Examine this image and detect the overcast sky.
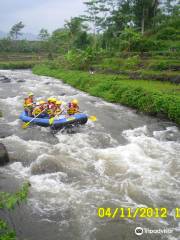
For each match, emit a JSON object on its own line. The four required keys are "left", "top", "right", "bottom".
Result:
{"left": 0, "top": 0, "right": 86, "bottom": 34}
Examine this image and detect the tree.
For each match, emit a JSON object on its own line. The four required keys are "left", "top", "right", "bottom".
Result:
{"left": 50, "top": 28, "right": 70, "bottom": 53}
{"left": 38, "top": 28, "right": 50, "bottom": 41}
{"left": 65, "top": 17, "right": 87, "bottom": 37}
{"left": 9, "top": 21, "right": 25, "bottom": 40}
{"left": 64, "top": 17, "right": 91, "bottom": 49}
{"left": 74, "top": 31, "right": 92, "bottom": 49}
{"left": 133, "top": 0, "right": 160, "bottom": 34}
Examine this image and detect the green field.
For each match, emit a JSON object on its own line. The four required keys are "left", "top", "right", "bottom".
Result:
{"left": 0, "top": 53, "right": 48, "bottom": 69}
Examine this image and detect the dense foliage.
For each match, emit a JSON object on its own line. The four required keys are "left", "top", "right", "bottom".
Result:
{"left": 0, "top": 0, "right": 179, "bottom": 54}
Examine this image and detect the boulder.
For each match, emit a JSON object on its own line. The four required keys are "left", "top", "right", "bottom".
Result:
{"left": 0, "top": 75, "right": 11, "bottom": 83}
{"left": 17, "top": 79, "right": 26, "bottom": 83}
{"left": 0, "top": 143, "right": 9, "bottom": 166}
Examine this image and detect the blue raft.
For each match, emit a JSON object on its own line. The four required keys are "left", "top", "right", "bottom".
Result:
{"left": 19, "top": 111, "right": 88, "bottom": 129}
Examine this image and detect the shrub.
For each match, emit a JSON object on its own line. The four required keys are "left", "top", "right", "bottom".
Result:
{"left": 156, "top": 27, "right": 180, "bottom": 40}
{"left": 123, "top": 55, "right": 140, "bottom": 70}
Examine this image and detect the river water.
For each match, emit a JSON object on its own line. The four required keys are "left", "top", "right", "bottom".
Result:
{"left": 0, "top": 70, "right": 179, "bottom": 240}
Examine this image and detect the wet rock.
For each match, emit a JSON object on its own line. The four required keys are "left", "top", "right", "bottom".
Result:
{"left": 45, "top": 82, "right": 50, "bottom": 85}
{"left": 17, "top": 79, "right": 26, "bottom": 83}
{"left": 0, "top": 143, "right": 9, "bottom": 166}
{"left": 0, "top": 75, "right": 11, "bottom": 83}
{"left": 59, "top": 93, "right": 66, "bottom": 96}
{"left": 171, "top": 76, "right": 180, "bottom": 84}
{"left": 156, "top": 112, "right": 167, "bottom": 119}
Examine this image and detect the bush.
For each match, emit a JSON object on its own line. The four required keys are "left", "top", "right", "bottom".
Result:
{"left": 156, "top": 27, "right": 180, "bottom": 40}
{"left": 123, "top": 55, "right": 140, "bottom": 70}
{"left": 132, "top": 38, "right": 164, "bottom": 52}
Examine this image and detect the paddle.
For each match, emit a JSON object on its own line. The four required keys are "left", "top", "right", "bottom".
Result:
{"left": 77, "top": 111, "right": 97, "bottom": 122}
{"left": 22, "top": 108, "right": 47, "bottom": 129}
{"left": 49, "top": 110, "right": 63, "bottom": 125}
{"left": 88, "top": 115, "right": 97, "bottom": 122}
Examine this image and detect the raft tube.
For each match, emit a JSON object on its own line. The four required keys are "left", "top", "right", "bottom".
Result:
{"left": 19, "top": 111, "right": 88, "bottom": 129}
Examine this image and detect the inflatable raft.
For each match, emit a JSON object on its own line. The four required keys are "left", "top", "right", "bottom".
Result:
{"left": 19, "top": 111, "right": 88, "bottom": 129}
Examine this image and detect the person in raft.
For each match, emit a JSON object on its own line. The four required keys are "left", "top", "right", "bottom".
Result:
{"left": 32, "top": 102, "right": 41, "bottom": 116}
{"left": 47, "top": 98, "right": 57, "bottom": 117}
{"left": 39, "top": 100, "right": 47, "bottom": 111}
{"left": 32, "top": 100, "right": 48, "bottom": 117}
{"left": 67, "top": 99, "right": 80, "bottom": 115}
{"left": 54, "top": 101, "right": 63, "bottom": 116}
{"left": 24, "top": 92, "right": 35, "bottom": 116}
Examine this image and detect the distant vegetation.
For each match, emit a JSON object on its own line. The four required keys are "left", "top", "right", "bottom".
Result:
{"left": 0, "top": 0, "right": 179, "bottom": 55}
{"left": 0, "top": 0, "right": 179, "bottom": 123}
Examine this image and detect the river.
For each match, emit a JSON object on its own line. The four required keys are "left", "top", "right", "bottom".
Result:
{"left": 0, "top": 70, "right": 180, "bottom": 240}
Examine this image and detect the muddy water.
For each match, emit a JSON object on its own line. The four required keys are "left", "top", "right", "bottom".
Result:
{"left": 0, "top": 70, "right": 179, "bottom": 240}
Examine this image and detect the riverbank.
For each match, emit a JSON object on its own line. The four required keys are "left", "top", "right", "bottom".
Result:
{"left": 0, "top": 53, "right": 48, "bottom": 69}
{"left": 33, "top": 64, "right": 180, "bottom": 125}
{"left": 0, "top": 61, "right": 39, "bottom": 69}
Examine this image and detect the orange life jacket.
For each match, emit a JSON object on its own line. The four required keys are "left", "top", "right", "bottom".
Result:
{"left": 24, "top": 97, "right": 33, "bottom": 107}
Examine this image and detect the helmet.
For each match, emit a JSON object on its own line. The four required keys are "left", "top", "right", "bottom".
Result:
{"left": 48, "top": 98, "right": 52, "bottom": 102}
{"left": 56, "top": 101, "right": 62, "bottom": 105}
{"left": 39, "top": 100, "right": 46, "bottom": 104}
{"left": 51, "top": 98, "right": 57, "bottom": 103}
{"left": 28, "top": 92, "right": 34, "bottom": 97}
{"left": 71, "top": 99, "right": 78, "bottom": 105}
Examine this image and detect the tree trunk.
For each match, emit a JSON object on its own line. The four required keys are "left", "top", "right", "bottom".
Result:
{"left": 141, "top": 7, "right": 145, "bottom": 35}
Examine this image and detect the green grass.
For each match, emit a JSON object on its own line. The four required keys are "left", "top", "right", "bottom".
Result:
{"left": 0, "top": 53, "right": 48, "bottom": 69}
{"left": 91, "top": 55, "right": 180, "bottom": 83}
{"left": 93, "top": 55, "right": 180, "bottom": 71}
{"left": 0, "top": 61, "right": 42, "bottom": 69}
{"left": 33, "top": 64, "right": 180, "bottom": 124}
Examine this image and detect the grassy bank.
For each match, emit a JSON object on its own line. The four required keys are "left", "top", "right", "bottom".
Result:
{"left": 33, "top": 64, "right": 180, "bottom": 124}
{"left": 0, "top": 61, "right": 40, "bottom": 69}
{"left": 0, "top": 53, "right": 49, "bottom": 69}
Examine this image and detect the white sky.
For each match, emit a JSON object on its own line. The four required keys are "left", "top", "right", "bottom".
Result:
{"left": 0, "top": 0, "right": 86, "bottom": 34}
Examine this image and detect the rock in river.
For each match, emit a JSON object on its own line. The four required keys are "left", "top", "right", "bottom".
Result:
{"left": 17, "top": 79, "right": 26, "bottom": 83}
{"left": 0, "top": 143, "right": 9, "bottom": 166}
{"left": 0, "top": 75, "right": 11, "bottom": 83}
